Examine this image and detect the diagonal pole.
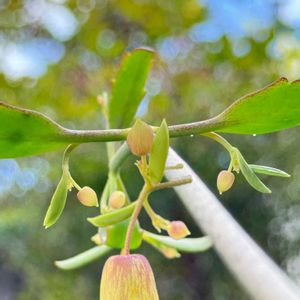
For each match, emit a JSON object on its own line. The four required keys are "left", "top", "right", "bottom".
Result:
{"left": 165, "top": 148, "right": 300, "bottom": 300}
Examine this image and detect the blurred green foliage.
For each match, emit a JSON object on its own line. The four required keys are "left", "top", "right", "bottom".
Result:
{"left": 1, "top": 1, "right": 300, "bottom": 299}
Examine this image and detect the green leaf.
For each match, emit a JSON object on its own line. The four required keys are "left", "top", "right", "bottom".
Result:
{"left": 4, "top": 77, "right": 299, "bottom": 160}
{"left": 87, "top": 201, "right": 136, "bottom": 227}
{"left": 106, "top": 219, "right": 142, "bottom": 250}
{"left": 214, "top": 78, "right": 300, "bottom": 134}
{"left": 43, "top": 171, "right": 69, "bottom": 229}
{"left": 143, "top": 231, "right": 212, "bottom": 253}
{"left": 149, "top": 119, "right": 169, "bottom": 183}
{"left": 249, "top": 164, "right": 291, "bottom": 178}
{"left": 55, "top": 245, "right": 111, "bottom": 271}
{"left": 234, "top": 149, "right": 271, "bottom": 194}
{"left": 108, "top": 48, "right": 154, "bottom": 129}
{"left": 0, "top": 102, "right": 68, "bottom": 158}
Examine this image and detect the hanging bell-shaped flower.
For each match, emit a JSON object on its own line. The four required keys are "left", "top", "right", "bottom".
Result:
{"left": 100, "top": 254, "right": 159, "bottom": 300}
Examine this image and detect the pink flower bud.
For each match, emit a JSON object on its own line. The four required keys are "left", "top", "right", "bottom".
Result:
{"left": 127, "top": 119, "right": 154, "bottom": 156}
{"left": 109, "top": 191, "right": 126, "bottom": 209}
{"left": 217, "top": 170, "right": 235, "bottom": 194}
{"left": 167, "top": 221, "right": 191, "bottom": 240}
{"left": 100, "top": 254, "right": 159, "bottom": 300}
{"left": 77, "top": 186, "right": 99, "bottom": 207}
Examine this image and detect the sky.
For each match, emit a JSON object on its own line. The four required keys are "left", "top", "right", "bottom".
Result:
{"left": 0, "top": 0, "right": 300, "bottom": 80}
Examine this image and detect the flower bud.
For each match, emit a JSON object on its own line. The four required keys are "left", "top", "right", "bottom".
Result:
{"left": 97, "top": 95, "right": 106, "bottom": 106}
{"left": 127, "top": 119, "right": 154, "bottom": 156}
{"left": 91, "top": 233, "right": 103, "bottom": 245}
{"left": 77, "top": 186, "right": 99, "bottom": 207}
{"left": 100, "top": 254, "right": 159, "bottom": 300}
{"left": 109, "top": 191, "right": 126, "bottom": 209}
{"left": 217, "top": 170, "right": 235, "bottom": 194}
{"left": 167, "top": 221, "right": 191, "bottom": 240}
{"left": 161, "top": 247, "right": 181, "bottom": 259}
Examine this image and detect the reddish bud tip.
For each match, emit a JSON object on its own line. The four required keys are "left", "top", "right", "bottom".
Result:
{"left": 109, "top": 191, "right": 126, "bottom": 209}
{"left": 127, "top": 119, "right": 154, "bottom": 156}
{"left": 217, "top": 170, "right": 235, "bottom": 194}
{"left": 100, "top": 254, "right": 159, "bottom": 300}
{"left": 77, "top": 186, "right": 99, "bottom": 207}
{"left": 167, "top": 221, "right": 191, "bottom": 240}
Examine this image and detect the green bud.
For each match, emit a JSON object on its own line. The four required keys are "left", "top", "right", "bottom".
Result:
{"left": 127, "top": 119, "right": 154, "bottom": 156}
{"left": 77, "top": 186, "right": 99, "bottom": 207}
{"left": 217, "top": 170, "right": 235, "bottom": 194}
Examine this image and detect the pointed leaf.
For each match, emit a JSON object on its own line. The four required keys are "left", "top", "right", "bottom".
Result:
{"left": 87, "top": 201, "right": 136, "bottom": 227}
{"left": 106, "top": 219, "right": 142, "bottom": 250}
{"left": 149, "top": 119, "right": 169, "bottom": 183}
{"left": 235, "top": 149, "right": 271, "bottom": 193}
{"left": 0, "top": 102, "right": 69, "bottom": 158}
{"left": 143, "top": 231, "right": 212, "bottom": 253}
{"left": 109, "top": 48, "right": 154, "bottom": 129}
{"left": 43, "top": 171, "right": 69, "bottom": 229}
{"left": 214, "top": 78, "right": 300, "bottom": 134}
{"left": 55, "top": 245, "right": 111, "bottom": 271}
{"left": 249, "top": 164, "right": 290, "bottom": 178}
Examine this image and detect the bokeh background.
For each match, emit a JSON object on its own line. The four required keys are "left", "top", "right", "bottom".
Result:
{"left": 1, "top": 0, "right": 300, "bottom": 299}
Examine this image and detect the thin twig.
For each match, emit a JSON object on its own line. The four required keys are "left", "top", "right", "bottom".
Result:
{"left": 122, "top": 184, "right": 150, "bottom": 255}
{"left": 152, "top": 176, "right": 192, "bottom": 192}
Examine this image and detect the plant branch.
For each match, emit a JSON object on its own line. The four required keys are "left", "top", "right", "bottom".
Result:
{"left": 143, "top": 199, "right": 170, "bottom": 232}
{"left": 62, "top": 117, "right": 224, "bottom": 144}
{"left": 165, "top": 163, "right": 184, "bottom": 170}
{"left": 62, "top": 144, "right": 78, "bottom": 170}
{"left": 202, "top": 132, "right": 234, "bottom": 153}
{"left": 105, "top": 132, "right": 235, "bottom": 180}
{"left": 152, "top": 176, "right": 192, "bottom": 192}
{"left": 123, "top": 184, "right": 150, "bottom": 255}
{"left": 68, "top": 175, "right": 81, "bottom": 191}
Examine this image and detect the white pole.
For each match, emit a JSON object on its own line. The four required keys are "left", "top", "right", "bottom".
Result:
{"left": 165, "top": 148, "right": 300, "bottom": 300}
